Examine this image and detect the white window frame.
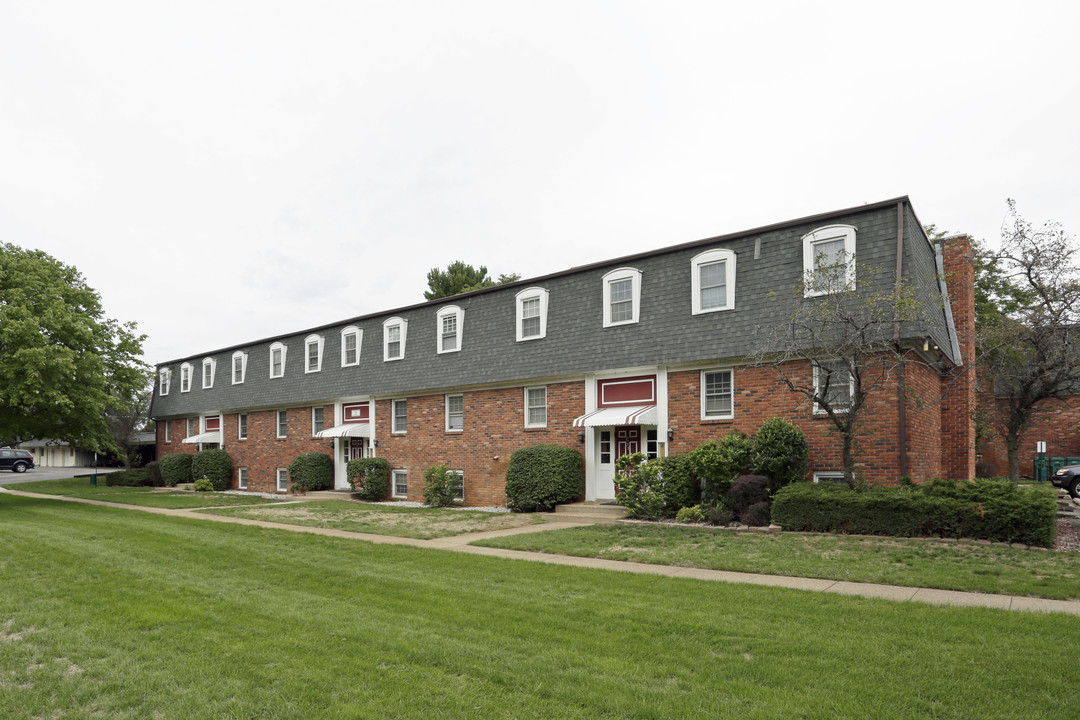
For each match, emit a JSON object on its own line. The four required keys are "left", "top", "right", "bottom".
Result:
{"left": 312, "top": 407, "right": 324, "bottom": 436}
{"left": 276, "top": 468, "right": 289, "bottom": 493}
{"left": 690, "top": 249, "right": 737, "bottom": 315}
{"left": 276, "top": 409, "right": 288, "bottom": 438}
{"left": 238, "top": 467, "right": 248, "bottom": 490}
{"left": 202, "top": 357, "right": 216, "bottom": 389}
{"left": 340, "top": 326, "right": 362, "bottom": 367}
{"left": 238, "top": 413, "right": 248, "bottom": 440}
{"left": 305, "top": 334, "right": 324, "bottom": 374}
{"left": 700, "top": 369, "right": 734, "bottom": 420}
{"left": 602, "top": 267, "right": 642, "bottom": 328}
{"left": 186, "top": 418, "right": 194, "bottom": 437}
{"left": 383, "top": 317, "right": 408, "bottom": 362}
{"left": 813, "top": 360, "right": 854, "bottom": 414}
{"left": 392, "top": 399, "right": 407, "bottom": 434}
{"left": 813, "top": 471, "right": 846, "bottom": 483}
{"left": 436, "top": 305, "right": 464, "bottom": 354}
{"left": 180, "top": 362, "right": 193, "bottom": 393}
{"left": 159, "top": 368, "right": 171, "bottom": 396}
{"left": 802, "top": 225, "right": 856, "bottom": 297}
{"left": 164, "top": 419, "right": 171, "bottom": 443}
{"left": 392, "top": 469, "right": 408, "bottom": 499}
{"left": 451, "top": 469, "right": 465, "bottom": 501}
{"left": 525, "top": 386, "right": 547, "bottom": 428}
{"left": 231, "top": 351, "right": 247, "bottom": 385}
{"left": 515, "top": 287, "right": 549, "bottom": 342}
{"left": 269, "top": 342, "right": 287, "bottom": 379}
{"left": 445, "top": 394, "right": 464, "bottom": 432}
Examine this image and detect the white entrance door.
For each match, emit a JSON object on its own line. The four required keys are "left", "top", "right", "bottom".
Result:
{"left": 596, "top": 428, "right": 616, "bottom": 500}
{"left": 335, "top": 437, "right": 367, "bottom": 490}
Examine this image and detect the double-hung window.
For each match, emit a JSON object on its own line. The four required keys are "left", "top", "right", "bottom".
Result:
{"left": 340, "top": 326, "right": 361, "bottom": 367}
{"left": 813, "top": 360, "right": 853, "bottom": 414}
{"left": 691, "top": 249, "right": 737, "bottom": 314}
{"left": 238, "top": 467, "right": 248, "bottom": 490}
{"left": 276, "top": 468, "right": 289, "bottom": 493}
{"left": 305, "top": 334, "right": 324, "bottom": 373}
{"left": 383, "top": 317, "right": 408, "bottom": 361}
{"left": 238, "top": 413, "right": 248, "bottom": 440}
{"left": 436, "top": 305, "right": 463, "bottom": 354}
{"left": 392, "top": 399, "right": 407, "bottom": 434}
{"left": 276, "top": 410, "right": 288, "bottom": 438}
{"left": 392, "top": 469, "right": 408, "bottom": 498}
{"left": 515, "top": 287, "right": 549, "bottom": 341}
{"left": 312, "top": 407, "right": 324, "bottom": 435}
{"left": 802, "top": 225, "right": 856, "bottom": 296}
{"left": 164, "top": 420, "right": 171, "bottom": 443}
{"left": 525, "top": 386, "right": 547, "bottom": 428}
{"left": 602, "top": 268, "right": 642, "bottom": 327}
{"left": 232, "top": 351, "right": 247, "bottom": 384}
{"left": 701, "top": 370, "right": 734, "bottom": 419}
{"left": 446, "top": 394, "right": 464, "bottom": 432}
{"left": 202, "top": 358, "right": 216, "bottom": 389}
{"left": 159, "top": 368, "right": 171, "bottom": 396}
{"left": 180, "top": 363, "right": 192, "bottom": 393}
{"left": 451, "top": 470, "right": 464, "bottom": 500}
{"left": 269, "top": 342, "right": 287, "bottom": 379}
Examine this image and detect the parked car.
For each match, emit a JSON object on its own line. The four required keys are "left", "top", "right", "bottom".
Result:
{"left": 1052, "top": 464, "right": 1080, "bottom": 499}
{"left": 0, "top": 448, "right": 35, "bottom": 473}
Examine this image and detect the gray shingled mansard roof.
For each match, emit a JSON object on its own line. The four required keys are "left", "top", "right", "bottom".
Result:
{"left": 151, "top": 196, "right": 959, "bottom": 419}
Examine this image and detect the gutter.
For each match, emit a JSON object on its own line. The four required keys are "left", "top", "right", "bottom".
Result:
{"left": 894, "top": 201, "right": 909, "bottom": 478}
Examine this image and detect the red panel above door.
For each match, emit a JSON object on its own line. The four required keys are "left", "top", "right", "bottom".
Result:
{"left": 598, "top": 375, "right": 656, "bottom": 407}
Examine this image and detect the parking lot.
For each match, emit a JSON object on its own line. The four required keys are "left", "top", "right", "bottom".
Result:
{"left": 0, "top": 465, "right": 120, "bottom": 485}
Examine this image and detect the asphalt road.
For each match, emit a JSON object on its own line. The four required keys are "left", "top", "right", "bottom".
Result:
{"left": 0, "top": 466, "right": 121, "bottom": 485}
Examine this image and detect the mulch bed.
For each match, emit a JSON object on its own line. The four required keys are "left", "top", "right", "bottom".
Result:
{"left": 1054, "top": 519, "right": 1080, "bottom": 552}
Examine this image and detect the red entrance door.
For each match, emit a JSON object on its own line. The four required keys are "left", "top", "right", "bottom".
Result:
{"left": 349, "top": 438, "right": 365, "bottom": 461}
{"left": 615, "top": 426, "right": 640, "bottom": 459}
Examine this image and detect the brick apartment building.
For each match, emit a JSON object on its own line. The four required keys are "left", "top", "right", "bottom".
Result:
{"left": 149, "top": 197, "right": 976, "bottom": 505}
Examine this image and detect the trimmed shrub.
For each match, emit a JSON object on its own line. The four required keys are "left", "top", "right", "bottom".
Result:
{"left": 193, "top": 477, "right": 214, "bottom": 492}
{"left": 675, "top": 505, "right": 705, "bottom": 524}
{"left": 745, "top": 501, "right": 772, "bottom": 527}
{"left": 289, "top": 452, "right": 334, "bottom": 493}
{"left": 751, "top": 418, "right": 809, "bottom": 491}
{"left": 655, "top": 454, "right": 698, "bottom": 512}
{"left": 144, "top": 461, "right": 163, "bottom": 487}
{"left": 159, "top": 453, "right": 193, "bottom": 487}
{"left": 614, "top": 455, "right": 700, "bottom": 519}
{"left": 703, "top": 505, "right": 734, "bottom": 526}
{"left": 771, "top": 479, "right": 1057, "bottom": 547}
{"left": 192, "top": 449, "right": 233, "bottom": 491}
{"left": 347, "top": 458, "right": 391, "bottom": 501}
{"left": 423, "top": 464, "right": 462, "bottom": 507}
{"left": 729, "top": 474, "right": 771, "bottom": 521}
{"left": 689, "top": 431, "right": 752, "bottom": 505}
{"left": 505, "top": 445, "right": 583, "bottom": 512}
{"left": 105, "top": 469, "right": 152, "bottom": 487}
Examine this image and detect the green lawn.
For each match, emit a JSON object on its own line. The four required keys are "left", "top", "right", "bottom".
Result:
{"left": 8, "top": 477, "right": 281, "bottom": 508}
{"left": 0, "top": 493, "right": 1077, "bottom": 719}
{"left": 473, "top": 523, "right": 1080, "bottom": 600}
{"left": 200, "top": 499, "right": 545, "bottom": 538}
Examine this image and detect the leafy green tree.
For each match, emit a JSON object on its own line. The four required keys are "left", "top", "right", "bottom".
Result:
{"left": 424, "top": 261, "right": 520, "bottom": 300}
{"left": 0, "top": 243, "right": 149, "bottom": 450}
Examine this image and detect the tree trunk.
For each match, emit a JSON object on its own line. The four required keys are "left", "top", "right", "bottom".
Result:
{"left": 842, "top": 427, "right": 856, "bottom": 484}
{"left": 1006, "top": 431, "right": 1021, "bottom": 483}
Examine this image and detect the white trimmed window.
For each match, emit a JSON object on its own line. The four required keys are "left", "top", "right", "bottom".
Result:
{"left": 813, "top": 360, "right": 854, "bottom": 414}
{"left": 814, "top": 471, "right": 846, "bottom": 483}
{"left": 276, "top": 468, "right": 289, "bottom": 493}
{"left": 276, "top": 410, "right": 288, "bottom": 438}
{"left": 180, "top": 363, "right": 193, "bottom": 393}
{"left": 392, "top": 469, "right": 408, "bottom": 498}
{"left": 202, "top": 357, "right": 216, "bottom": 389}
{"left": 701, "top": 369, "right": 734, "bottom": 419}
{"left": 392, "top": 399, "right": 407, "bottom": 434}
{"left": 305, "top": 334, "right": 324, "bottom": 373}
{"left": 446, "top": 394, "right": 464, "bottom": 432}
{"left": 646, "top": 429, "right": 659, "bottom": 459}
{"left": 451, "top": 469, "right": 464, "bottom": 500}
{"left": 238, "top": 467, "right": 248, "bottom": 490}
{"left": 269, "top": 342, "right": 287, "bottom": 379}
{"left": 436, "top": 305, "right": 463, "bottom": 354}
{"left": 525, "top": 386, "right": 547, "bottom": 428}
{"left": 515, "top": 287, "right": 549, "bottom": 341}
{"left": 691, "top": 249, "right": 737, "bottom": 314}
{"left": 164, "top": 420, "right": 171, "bottom": 443}
{"left": 186, "top": 418, "right": 194, "bottom": 437}
{"left": 232, "top": 351, "right": 247, "bottom": 384}
{"left": 602, "top": 267, "right": 642, "bottom": 327}
{"left": 159, "top": 368, "right": 171, "bottom": 396}
{"left": 803, "top": 225, "right": 856, "bottom": 296}
{"left": 340, "top": 326, "right": 362, "bottom": 367}
{"left": 312, "top": 407, "right": 324, "bottom": 435}
{"left": 238, "top": 413, "right": 248, "bottom": 440}
{"left": 383, "top": 317, "right": 408, "bottom": 361}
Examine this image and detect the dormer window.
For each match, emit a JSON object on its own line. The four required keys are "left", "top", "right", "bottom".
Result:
{"left": 690, "top": 249, "right": 737, "bottom": 314}
{"left": 602, "top": 267, "right": 642, "bottom": 327}
{"left": 202, "top": 358, "right": 216, "bottom": 389}
{"left": 340, "top": 326, "right": 362, "bottom": 367}
{"left": 305, "top": 334, "right": 324, "bottom": 373}
{"left": 159, "top": 368, "right": 171, "bottom": 396}
{"left": 179, "top": 362, "right": 193, "bottom": 393}
{"left": 515, "top": 287, "right": 549, "bottom": 341}
{"left": 232, "top": 351, "right": 247, "bottom": 384}
{"left": 436, "top": 305, "right": 463, "bottom": 354}
{"left": 803, "top": 225, "right": 856, "bottom": 297}
{"left": 383, "top": 317, "right": 408, "bottom": 361}
{"left": 269, "top": 342, "right": 287, "bottom": 379}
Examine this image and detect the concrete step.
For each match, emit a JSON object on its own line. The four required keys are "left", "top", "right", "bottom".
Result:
{"left": 302, "top": 489, "right": 357, "bottom": 501}
{"left": 554, "top": 502, "right": 628, "bottom": 520}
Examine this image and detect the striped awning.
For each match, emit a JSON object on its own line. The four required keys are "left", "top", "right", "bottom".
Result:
{"left": 315, "top": 423, "right": 372, "bottom": 438}
{"left": 181, "top": 431, "right": 221, "bottom": 444}
{"left": 572, "top": 405, "right": 657, "bottom": 428}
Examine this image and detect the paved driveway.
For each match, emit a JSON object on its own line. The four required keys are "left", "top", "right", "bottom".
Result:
{"left": 0, "top": 466, "right": 120, "bottom": 485}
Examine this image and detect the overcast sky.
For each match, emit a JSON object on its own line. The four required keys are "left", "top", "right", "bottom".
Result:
{"left": 2, "top": 1, "right": 1078, "bottom": 365}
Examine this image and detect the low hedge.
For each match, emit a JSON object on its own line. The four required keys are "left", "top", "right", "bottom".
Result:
{"left": 289, "top": 452, "right": 334, "bottom": 493}
{"left": 105, "top": 469, "right": 155, "bottom": 487}
{"left": 505, "top": 445, "right": 583, "bottom": 512}
{"left": 159, "top": 453, "right": 193, "bottom": 487}
{"left": 771, "top": 479, "right": 1057, "bottom": 547}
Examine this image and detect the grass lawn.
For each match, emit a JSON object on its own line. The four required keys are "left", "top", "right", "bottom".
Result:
{"left": 1, "top": 493, "right": 1078, "bottom": 719}
{"left": 473, "top": 523, "right": 1080, "bottom": 600}
{"left": 7, "top": 477, "right": 280, "bottom": 508}
{"left": 200, "top": 499, "right": 546, "bottom": 539}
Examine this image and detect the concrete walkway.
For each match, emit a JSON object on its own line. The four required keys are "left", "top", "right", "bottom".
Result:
{"left": 5, "top": 486, "right": 1079, "bottom": 616}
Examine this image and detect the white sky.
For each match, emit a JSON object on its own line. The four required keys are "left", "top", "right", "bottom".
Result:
{"left": 2, "top": 1, "right": 1078, "bottom": 364}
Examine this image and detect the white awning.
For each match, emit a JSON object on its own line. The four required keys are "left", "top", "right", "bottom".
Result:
{"left": 181, "top": 431, "right": 221, "bottom": 444}
{"left": 315, "top": 423, "right": 372, "bottom": 438}
{"left": 572, "top": 405, "right": 658, "bottom": 428}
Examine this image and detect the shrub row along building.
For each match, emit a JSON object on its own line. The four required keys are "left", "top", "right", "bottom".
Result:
{"left": 150, "top": 197, "right": 976, "bottom": 504}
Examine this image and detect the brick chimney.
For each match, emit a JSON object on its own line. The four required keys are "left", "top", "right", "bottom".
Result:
{"left": 939, "top": 234, "right": 976, "bottom": 481}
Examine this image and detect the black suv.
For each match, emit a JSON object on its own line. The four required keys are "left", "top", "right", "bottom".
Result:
{"left": 0, "top": 448, "right": 35, "bottom": 473}
{"left": 1052, "top": 464, "right": 1080, "bottom": 499}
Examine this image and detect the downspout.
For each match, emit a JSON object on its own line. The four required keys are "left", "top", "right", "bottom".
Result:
{"left": 894, "top": 201, "right": 909, "bottom": 478}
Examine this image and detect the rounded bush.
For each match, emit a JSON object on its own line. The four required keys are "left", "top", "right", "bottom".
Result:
{"left": 423, "top": 464, "right": 462, "bottom": 507}
{"left": 192, "top": 449, "right": 233, "bottom": 491}
{"left": 745, "top": 501, "right": 772, "bottom": 527}
{"left": 703, "top": 505, "right": 734, "bottom": 526}
{"left": 144, "top": 461, "right": 163, "bottom": 487}
{"left": 675, "top": 505, "right": 705, "bottom": 524}
{"left": 751, "top": 417, "right": 809, "bottom": 491}
{"left": 193, "top": 477, "right": 214, "bottom": 492}
{"left": 729, "top": 474, "right": 771, "bottom": 522}
{"left": 288, "top": 452, "right": 334, "bottom": 493}
{"left": 347, "top": 458, "right": 390, "bottom": 500}
{"left": 505, "top": 445, "right": 583, "bottom": 512}
{"left": 689, "top": 431, "right": 752, "bottom": 506}
{"left": 159, "top": 452, "right": 193, "bottom": 487}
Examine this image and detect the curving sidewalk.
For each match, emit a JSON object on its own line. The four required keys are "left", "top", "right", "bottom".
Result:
{"left": 5, "top": 485, "right": 1078, "bottom": 616}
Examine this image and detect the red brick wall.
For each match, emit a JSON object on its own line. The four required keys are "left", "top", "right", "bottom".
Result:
{"left": 156, "top": 418, "right": 199, "bottom": 457}
{"left": 222, "top": 405, "right": 335, "bottom": 493}
{"left": 978, "top": 395, "right": 1080, "bottom": 477}
{"left": 904, "top": 357, "right": 944, "bottom": 481}
{"left": 939, "top": 235, "right": 977, "bottom": 480}
{"left": 374, "top": 381, "right": 585, "bottom": 507}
